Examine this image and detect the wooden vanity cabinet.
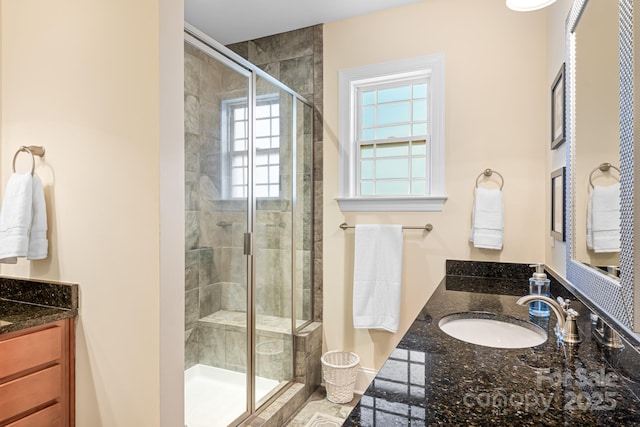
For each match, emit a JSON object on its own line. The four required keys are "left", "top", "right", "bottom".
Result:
{"left": 0, "top": 319, "right": 74, "bottom": 427}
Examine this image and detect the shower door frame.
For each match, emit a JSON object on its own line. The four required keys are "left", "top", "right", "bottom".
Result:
{"left": 184, "top": 23, "right": 314, "bottom": 425}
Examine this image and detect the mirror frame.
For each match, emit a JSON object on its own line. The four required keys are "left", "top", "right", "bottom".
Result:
{"left": 566, "top": 0, "right": 634, "bottom": 330}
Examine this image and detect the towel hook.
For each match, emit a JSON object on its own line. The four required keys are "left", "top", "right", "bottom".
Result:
{"left": 589, "top": 162, "right": 620, "bottom": 189}
{"left": 12, "top": 146, "right": 45, "bottom": 176}
{"left": 475, "top": 168, "right": 504, "bottom": 190}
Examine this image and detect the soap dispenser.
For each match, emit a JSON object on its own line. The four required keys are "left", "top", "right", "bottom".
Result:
{"left": 528, "top": 264, "right": 550, "bottom": 317}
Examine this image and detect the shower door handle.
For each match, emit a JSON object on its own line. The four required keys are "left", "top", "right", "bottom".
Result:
{"left": 243, "top": 232, "right": 253, "bottom": 256}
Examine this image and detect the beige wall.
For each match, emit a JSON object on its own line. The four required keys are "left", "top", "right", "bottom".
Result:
{"left": 1, "top": 0, "right": 184, "bottom": 425}
{"left": 323, "top": 0, "right": 547, "bottom": 370}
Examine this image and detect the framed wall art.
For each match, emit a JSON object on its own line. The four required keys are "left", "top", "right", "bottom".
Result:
{"left": 551, "top": 63, "right": 566, "bottom": 149}
{"left": 551, "top": 167, "right": 566, "bottom": 241}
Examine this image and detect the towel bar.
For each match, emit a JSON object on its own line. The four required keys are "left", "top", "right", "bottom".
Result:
{"left": 475, "top": 168, "right": 504, "bottom": 190}
{"left": 588, "top": 163, "right": 620, "bottom": 189}
{"left": 339, "top": 222, "right": 433, "bottom": 231}
{"left": 12, "top": 146, "right": 45, "bottom": 176}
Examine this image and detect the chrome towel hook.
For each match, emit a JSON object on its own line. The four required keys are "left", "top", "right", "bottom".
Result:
{"left": 12, "top": 146, "right": 45, "bottom": 175}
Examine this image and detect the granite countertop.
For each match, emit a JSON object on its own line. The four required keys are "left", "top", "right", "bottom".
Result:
{"left": 0, "top": 276, "right": 78, "bottom": 335}
{"left": 344, "top": 263, "right": 640, "bottom": 426}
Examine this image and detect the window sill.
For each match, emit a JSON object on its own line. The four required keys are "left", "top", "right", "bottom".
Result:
{"left": 335, "top": 196, "right": 447, "bottom": 212}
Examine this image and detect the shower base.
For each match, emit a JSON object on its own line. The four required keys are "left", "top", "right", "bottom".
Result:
{"left": 184, "top": 364, "right": 280, "bottom": 427}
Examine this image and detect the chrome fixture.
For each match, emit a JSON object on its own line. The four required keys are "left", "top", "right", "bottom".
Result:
{"left": 590, "top": 314, "right": 624, "bottom": 349}
{"left": 339, "top": 222, "right": 433, "bottom": 231}
{"left": 506, "top": 0, "right": 558, "bottom": 12}
{"left": 516, "top": 295, "right": 582, "bottom": 344}
{"left": 588, "top": 162, "right": 620, "bottom": 189}
{"left": 12, "top": 145, "right": 45, "bottom": 176}
{"left": 475, "top": 168, "right": 504, "bottom": 190}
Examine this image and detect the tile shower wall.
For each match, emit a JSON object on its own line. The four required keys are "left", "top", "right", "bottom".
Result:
{"left": 228, "top": 25, "right": 324, "bottom": 323}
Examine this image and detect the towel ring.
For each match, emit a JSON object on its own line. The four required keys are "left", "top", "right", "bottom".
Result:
{"left": 475, "top": 168, "right": 504, "bottom": 190}
{"left": 589, "top": 162, "right": 620, "bottom": 189}
{"left": 12, "top": 146, "right": 45, "bottom": 176}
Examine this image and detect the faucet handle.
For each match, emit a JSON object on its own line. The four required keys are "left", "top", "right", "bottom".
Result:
{"left": 556, "top": 297, "right": 570, "bottom": 310}
{"left": 564, "top": 309, "right": 582, "bottom": 344}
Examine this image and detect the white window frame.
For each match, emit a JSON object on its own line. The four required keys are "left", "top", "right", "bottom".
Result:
{"left": 336, "top": 54, "right": 447, "bottom": 212}
{"left": 221, "top": 94, "right": 281, "bottom": 199}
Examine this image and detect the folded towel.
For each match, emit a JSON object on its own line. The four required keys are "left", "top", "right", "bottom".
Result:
{"left": 470, "top": 187, "right": 504, "bottom": 250}
{"left": 0, "top": 172, "right": 48, "bottom": 263}
{"left": 353, "top": 224, "right": 403, "bottom": 333}
{"left": 586, "top": 191, "right": 602, "bottom": 249}
{"left": 28, "top": 174, "right": 48, "bottom": 260}
{"left": 588, "top": 183, "right": 620, "bottom": 253}
{"left": 0, "top": 173, "right": 33, "bottom": 263}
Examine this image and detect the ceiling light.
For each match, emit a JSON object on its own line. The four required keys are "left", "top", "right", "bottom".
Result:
{"left": 506, "top": 0, "right": 558, "bottom": 12}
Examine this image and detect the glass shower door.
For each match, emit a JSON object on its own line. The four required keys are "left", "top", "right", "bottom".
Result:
{"left": 185, "top": 28, "right": 314, "bottom": 425}
{"left": 253, "top": 76, "right": 295, "bottom": 406}
{"left": 295, "top": 99, "right": 314, "bottom": 324}
{"left": 184, "top": 37, "right": 252, "bottom": 427}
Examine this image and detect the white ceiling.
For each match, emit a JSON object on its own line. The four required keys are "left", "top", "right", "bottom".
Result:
{"left": 185, "top": 0, "right": 426, "bottom": 45}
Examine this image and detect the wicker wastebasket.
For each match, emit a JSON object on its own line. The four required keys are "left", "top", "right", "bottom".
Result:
{"left": 321, "top": 350, "right": 360, "bottom": 404}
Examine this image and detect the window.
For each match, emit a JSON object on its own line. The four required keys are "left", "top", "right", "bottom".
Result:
{"left": 225, "top": 96, "right": 280, "bottom": 198}
{"left": 337, "top": 54, "right": 446, "bottom": 212}
{"left": 358, "top": 79, "right": 429, "bottom": 197}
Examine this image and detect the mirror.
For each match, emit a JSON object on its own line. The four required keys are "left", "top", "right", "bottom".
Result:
{"left": 566, "top": 0, "right": 635, "bottom": 331}
{"left": 572, "top": 0, "right": 621, "bottom": 278}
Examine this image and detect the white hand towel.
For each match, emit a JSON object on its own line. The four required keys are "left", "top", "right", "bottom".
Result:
{"left": 470, "top": 187, "right": 504, "bottom": 250}
{"left": 589, "top": 183, "right": 620, "bottom": 253}
{"left": 352, "top": 224, "right": 403, "bottom": 333}
{"left": 586, "top": 193, "right": 593, "bottom": 250}
{"left": 28, "top": 174, "right": 48, "bottom": 260}
{"left": 0, "top": 173, "right": 33, "bottom": 263}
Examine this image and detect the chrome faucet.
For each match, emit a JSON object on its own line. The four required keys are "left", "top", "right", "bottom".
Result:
{"left": 516, "top": 295, "right": 582, "bottom": 344}
{"left": 590, "top": 314, "right": 624, "bottom": 349}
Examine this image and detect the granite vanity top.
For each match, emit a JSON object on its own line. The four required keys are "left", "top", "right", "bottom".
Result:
{"left": 344, "top": 261, "right": 640, "bottom": 426}
{"left": 0, "top": 276, "right": 78, "bottom": 335}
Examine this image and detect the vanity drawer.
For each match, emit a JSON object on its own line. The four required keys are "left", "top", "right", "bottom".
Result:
{"left": 0, "top": 365, "right": 62, "bottom": 422}
{"left": 0, "top": 326, "right": 62, "bottom": 380}
{"left": 5, "top": 403, "right": 61, "bottom": 427}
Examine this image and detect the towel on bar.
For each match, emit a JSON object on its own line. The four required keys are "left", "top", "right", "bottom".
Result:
{"left": 0, "top": 173, "right": 33, "bottom": 263}
{"left": 470, "top": 187, "right": 504, "bottom": 250}
{"left": 27, "top": 174, "right": 48, "bottom": 260}
{"left": 0, "top": 172, "right": 48, "bottom": 263}
{"left": 587, "top": 183, "right": 620, "bottom": 253}
{"left": 352, "top": 224, "right": 403, "bottom": 333}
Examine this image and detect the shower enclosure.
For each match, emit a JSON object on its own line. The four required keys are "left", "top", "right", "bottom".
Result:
{"left": 184, "top": 26, "right": 314, "bottom": 427}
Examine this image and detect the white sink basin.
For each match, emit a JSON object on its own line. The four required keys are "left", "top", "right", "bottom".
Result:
{"left": 438, "top": 312, "right": 547, "bottom": 349}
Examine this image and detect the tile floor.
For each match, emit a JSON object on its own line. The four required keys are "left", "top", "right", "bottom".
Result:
{"left": 284, "top": 387, "right": 360, "bottom": 427}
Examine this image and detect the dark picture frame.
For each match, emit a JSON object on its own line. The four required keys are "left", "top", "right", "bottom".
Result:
{"left": 551, "top": 63, "right": 566, "bottom": 149}
{"left": 551, "top": 167, "right": 566, "bottom": 241}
